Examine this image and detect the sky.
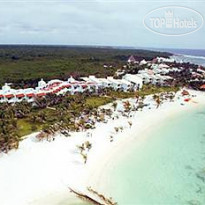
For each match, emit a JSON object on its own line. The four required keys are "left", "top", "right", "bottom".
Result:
{"left": 0, "top": 0, "right": 204, "bottom": 49}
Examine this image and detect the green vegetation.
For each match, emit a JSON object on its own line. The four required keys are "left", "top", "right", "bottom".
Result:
{"left": 0, "top": 45, "right": 171, "bottom": 86}
{"left": 85, "top": 96, "right": 113, "bottom": 108}
{"left": 106, "top": 90, "right": 136, "bottom": 99}
{"left": 137, "top": 85, "right": 180, "bottom": 97}
{"left": 17, "top": 119, "right": 42, "bottom": 137}
{"left": 16, "top": 96, "right": 113, "bottom": 137}
{"left": 0, "top": 45, "right": 175, "bottom": 153}
{"left": 15, "top": 85, "right": 178, "bottom": 137}
{"left": 0, "top": 84, "right": 179, "bottom": 153}
{"left": 14, "top": 95, "right": 115, "bottom": 137}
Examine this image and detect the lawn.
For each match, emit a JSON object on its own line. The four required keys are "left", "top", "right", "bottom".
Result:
{"left": 17, "top": 119, "right": 42, "bottom": 137}
{"left": 85, "top": 96, "right": 113, "bottom": 108}
{"left": 138, "top": 85, "right": 180, "bottom": 96}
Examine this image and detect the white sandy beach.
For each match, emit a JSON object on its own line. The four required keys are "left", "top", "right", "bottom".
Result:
{"left": 0, "top": 89, "right": 205, "bottom": 205}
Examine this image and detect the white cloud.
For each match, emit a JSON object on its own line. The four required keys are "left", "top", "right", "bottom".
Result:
{"left": 0, "top": 1, "right": 204, "bottom": 48}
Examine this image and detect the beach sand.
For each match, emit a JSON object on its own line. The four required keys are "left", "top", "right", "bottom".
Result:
{"left": 0, "top": 89, "right": 205, "bottom": 205}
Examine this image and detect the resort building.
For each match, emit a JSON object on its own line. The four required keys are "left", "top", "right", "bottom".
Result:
{"left": 122, "top": 74, "right": 143, "bottom": 90}
{"left": 197, "top": 68, "right": 205, "bottom": 77}
{"left": 85, "top": 76, "right": 133, "bottom": 91}
{"left": 139, "top": 59, "right": 148, "bottom": 66}
{"left": 156, "top": 57, "right": 175, "bottom": 63}
{"left": 98, "top": 78, "right": 112, "bottom": 88}
{"left": 0, "top": 75, "right": 136, "bottom": 103}
{"left": 136, "top": 72, "right": 172, "bottom": 86}
{"left": 0, "top": 69, "right": 176, "bottom": 104}
{"left": 2, "top": 52, "right": 197, "bottom": 104}
{"left": 127, "top": 55, "right": 139, "bottom": 64}
{"left": 107, "top": 77, "right": 125, "bottom": 91}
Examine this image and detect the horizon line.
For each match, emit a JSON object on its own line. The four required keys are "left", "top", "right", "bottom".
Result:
{"left": 0, "top": 43, "right": 204, "bottom": 51}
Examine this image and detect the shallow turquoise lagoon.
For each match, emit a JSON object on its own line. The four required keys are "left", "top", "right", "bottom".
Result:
{"left": 108, "top": 107, "right": 205, "bottom": 205}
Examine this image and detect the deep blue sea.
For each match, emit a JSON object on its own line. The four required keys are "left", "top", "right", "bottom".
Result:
{"left": 163, "top": 49, "right": 205, "bottom": 57}
{"left": 151, "top": 48, "right": 205, "bottom": 66}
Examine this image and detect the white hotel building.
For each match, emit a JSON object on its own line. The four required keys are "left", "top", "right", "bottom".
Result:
{"left": 0, "top": 57, "right": 173, "bottom": 104}
{"left": 0, "top": 75, "right": 143, "bottom": 103}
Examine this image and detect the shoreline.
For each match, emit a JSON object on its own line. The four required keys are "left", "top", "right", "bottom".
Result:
{"left": 0, "top": 89, "right": 205, "bottom": 205}
{"left": 85, "top": 90, "right": 205, "bottom": 197}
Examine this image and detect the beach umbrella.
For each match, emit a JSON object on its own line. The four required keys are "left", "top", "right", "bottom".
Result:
{"left": 181, "top": 90, "right": 190, "bottom": 96}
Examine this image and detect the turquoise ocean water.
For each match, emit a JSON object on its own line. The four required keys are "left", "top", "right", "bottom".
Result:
{"left": 106, "top": 106, "right": 205, "bottom": 205}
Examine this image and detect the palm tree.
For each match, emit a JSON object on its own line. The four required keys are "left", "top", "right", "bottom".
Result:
{"left": 36, "top": 131, "right": 47, "bottom": 141}
{"left": 114, "top": 127, "right": 119, "bottom": 133}
{"left": 153, "top": 94, "right": 161, "bottom": 108}
{"left": 81, "top": 153, "right": 87, "bottom": 164}
{"left": 112, "top": 102, "right": 117, "bottom": 111}
{"left": 110, "top": 135, "right": 113, "bottom": 142}
{"left": 123, "top": 101, "right": 131, "bottom": 113}
{"left": 135, "top": 94, "right": 139, "bottom": 103}
{"left": 77, "top": 144, "right": 85, "bottom": 154}
{"left": 84, "top": 141, "right": 92, "bottom": 151}
{"left": 128, "top": 121, "right": 132, "bottom": 128}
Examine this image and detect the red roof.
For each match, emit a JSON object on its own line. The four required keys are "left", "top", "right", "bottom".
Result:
{"left": 82, "top": 85, "right": 88, "bottom": 88}
{"left": 43, "top": 88, "right": 51, "bottom": 91}
{"left": 55, "top": 88, "right": 61, "bottom": 92}
{"left": 128, "top": 55, "right": 137, "bottom": 62}
{"left": 5, "top": 94, "right": 14, "bottom": 98}
{"left": 51, "top": 82, "right": 61, "bottom": 86}
{"left": 26, "top": 93, "right": 35, "bottom": 97}
{"left": 152, "top": 58, "right": 158, "bottom": 63}
{"left": 0, "top": 94, "right": 3, "bottom": 98}
{"left": 16, "top": 94, "right": 25, "bottom": 98}
{"left": 36, "top": 93, "right": 46, "bottom": 97}
{"left": 70, "top": 82, "right": 75, "bottom": 84}
{"left": 200, "top": 84, "right": 205, "bottom": 89}
{"left": 181, "top": 90, "right": 190, "bottom": 96}
{"left": 87, "top": 82, "right": 96, "bottom": 85}
{"left": 64, "top": 84, "right": 71, "bottom": 88}
{"left": 52, "top": 90, "right": 58, "bottom": 94}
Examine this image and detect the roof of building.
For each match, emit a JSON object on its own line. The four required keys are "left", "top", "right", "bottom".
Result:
{"left": 36, "top": 92, "right": 46, "bottom": 97}
{"left": 16, "top": 94, "right": 25, "bottom": 98}
{"left": 119, "top": 79, "right": 132, "bottom": 85}
{"left": 26, "top": 93, "right": 35, "bottom": 97}
{"left": 5, "top": 94, "right": 14, "bottom": 98}
{"left": 200, "top": 84, "right": 205, "bottom": 89}
{"left": 123, "top": 74, "right": 143, "bottom": 84}
{"left": 128, "top": 55, "right": 144, "bottom": 62}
